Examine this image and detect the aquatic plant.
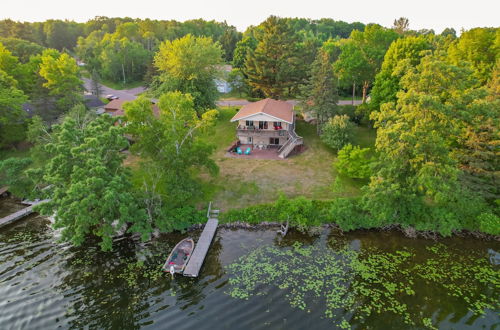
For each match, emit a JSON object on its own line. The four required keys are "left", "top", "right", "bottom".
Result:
{"left": 225, "top": 242, "right": 500, "bottom": 328}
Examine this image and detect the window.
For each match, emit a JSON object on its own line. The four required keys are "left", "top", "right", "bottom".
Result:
{"left": 270, "top": 138, "right": 280, "bottom": 145}
{"left": 259, "top": 121, "right": 268, "bottom": 129}
{"left": 248, "top": 137, "right": 253, "bottom": 143}
{"left": 246, "top": 120, "right": 254, "bottom": 127}
{"left": 273, "top": 121, "right": 282, "bottom": 129}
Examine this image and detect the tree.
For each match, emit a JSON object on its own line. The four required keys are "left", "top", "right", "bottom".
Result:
{"left": 39, "top": 50, "right": 83, "bottom": 112}
{"left": 124, "top": 92, "right": 218, "bottom": 229}
{"left": 89, "top": 69, "right": 103, "bottom": 98}
{"left": 0, "top": 69, "right": 27, "bottom": 148}
{"left": 321, "top": 115, "right": 354, "bottom": 151}
{"left": 392, "top": 17, "right": 410, "bottom": 35}
{"left": 0, "top": 37, "right": 44, "bottom": 63}
{"left": 232, "top": 35, "right": 257, "bottom": 69}
{"left": 335, "top": 144, "right": 372, "bottom": 179}
{"left": 447, "top": 27, "right": 499, "bottom": 85}
{"left": 334, "top": 24, "right": 399, "bottom": 103}
{"left": 370, "top": 35, "right": 433, "bottom": 110}
{"left": 153, "top": 34, "right": 223, "bottom": 112}
{"left": 227, "top": 68, "right": 247, "bottom": 97}
{"left": 99, "top": 35, "right": 150, "bottom": 84}
{"left": 35, "top": 114, "right": 147, "bottom": 251}
{"left": 365, "top": 55, "right": 498, "bottom": 233}
{"left": 0, "top": 157, "right": 34, "bottom": 197}
{"left": 244, "top": 16, "right": 303, "bottom": 99}
{"left": 300, "top": 49, "right": 339, "bottom": 134}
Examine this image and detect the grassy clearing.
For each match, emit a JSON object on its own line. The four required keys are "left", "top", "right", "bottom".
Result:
{"left": 199, "top": 107, "right": 376, "bottom": 211}
{"left": 100, "top": 79, "right": 145, "bottom": 90}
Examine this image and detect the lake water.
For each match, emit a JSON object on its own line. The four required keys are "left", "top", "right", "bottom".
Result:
{"left": 0, "top": 198, "right": 499, "bottom": 329}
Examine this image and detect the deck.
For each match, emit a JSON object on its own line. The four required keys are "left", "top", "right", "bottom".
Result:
{"left": 183, "top": 204, "right": 219, "bottom": 277}
{"left": 0, "top": 199, "right": 50, "bottom": 228}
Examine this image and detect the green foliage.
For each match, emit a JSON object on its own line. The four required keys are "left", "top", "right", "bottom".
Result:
{"left": 226, "top": 242, "right": 499, "bottom": 328}
{"left": 299, "top": 49, "right": 339, "bottom": 132}
{"left": 477, "top": 212, "right": 500, "bottom": 235}
{"left": 153, "top": 34, "right": 223, "bottom": 112}
{"left": 370, "top": 35, "right": 434, "bottom": 110}
{"left": 366, "top": 53, "right": 499, "bottom": 231}
{"left": 320, "top": 115, "right": 354, "bottom": 151}
{"left": 125, "top": 92, "right": 218, "bottom": 231}
{"left": 0, "top": 37, "right": 44, "bottom": 63}
{"left": 244, "top": 16, "right": 306, "bottom": 98}
{"left": 34, "top": 114, "right": 146, "bottom": 251}
{"left": 448, "top": 28, "right": 499, "bottom": 85}
{"left": 334, "top": 24, "right": 399, "bottom": 102}
{"left": 39, "top": 49, "right": 83, "bottom": 111}
{"left": 0, "top": 157, "right": 34, "bottom": 197}
{"left": 336, "top": 144, "right": 372, "bottom": 179}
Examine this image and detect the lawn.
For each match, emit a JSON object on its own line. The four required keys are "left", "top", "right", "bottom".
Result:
{"left": 199, "top": 107, "right": 376, "bottom": 211}
{"left": 100, "top": 79, "right": 145, "bottom": 91}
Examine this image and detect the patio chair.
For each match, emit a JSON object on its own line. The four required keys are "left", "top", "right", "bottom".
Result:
{"left": 236, "top": 147, "right": 242, "bottom": 155}
{"left": 245, "top": 147, "right": 251, "bottom": 155}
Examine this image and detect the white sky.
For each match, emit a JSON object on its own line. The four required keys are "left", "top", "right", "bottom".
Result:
{"left": 2, "top": 0, "right": 499, "bottom": 33}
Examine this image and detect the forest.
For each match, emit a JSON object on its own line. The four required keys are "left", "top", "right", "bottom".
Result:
{"left": 0, "top": 16, "right": 498, "bottom": 250}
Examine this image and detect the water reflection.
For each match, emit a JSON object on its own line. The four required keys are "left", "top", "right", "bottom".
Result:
{"left": 0, "top": 198, "right": 499, "bottom": 329}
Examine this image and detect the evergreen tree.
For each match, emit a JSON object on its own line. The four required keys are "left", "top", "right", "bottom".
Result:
{"left": 300, "top": 50, "right": 339, "bottom": 134}
{"left": 244, "top": 16, "right": 302, "bottom": 99}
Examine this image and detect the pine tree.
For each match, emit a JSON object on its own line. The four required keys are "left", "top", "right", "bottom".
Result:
{"left": 244, "top": 16, "right": 301, "bottom": 99}
{"left": 300, "top": 50, "right": 339, "bottom": 134}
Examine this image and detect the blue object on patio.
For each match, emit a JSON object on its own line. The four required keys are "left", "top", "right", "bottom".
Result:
{"left": 236, "top": 147, "right": 242, "bottom": 155}
{"left": 245, "top": 147, "right": 251, "bottom": 155}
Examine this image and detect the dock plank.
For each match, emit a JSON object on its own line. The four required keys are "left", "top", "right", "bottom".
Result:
{"left": 183, "top": 218, "right": 218, "bottom": 277}
{"left": 0, "top": 199, "right": 50, "bottom": 228}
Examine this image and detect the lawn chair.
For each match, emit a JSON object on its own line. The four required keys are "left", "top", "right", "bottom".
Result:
{"left": 245, "top": 147, "right": 251, "bottom": 155}
{"left": 236, "top": 147, "right": 242, "bottom": 155}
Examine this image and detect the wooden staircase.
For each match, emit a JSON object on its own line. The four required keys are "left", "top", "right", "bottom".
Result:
{"left": 278, "top": 130, "right": 303, "bottom": 159}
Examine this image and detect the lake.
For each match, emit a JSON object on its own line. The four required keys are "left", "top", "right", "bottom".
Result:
{"left": 0, "top": 198, "right": 499, "bottom": 329}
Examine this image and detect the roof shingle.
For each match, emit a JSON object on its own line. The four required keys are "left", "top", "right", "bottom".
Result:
{"left": 230, "top": 98, "right": 294, "bottom": 123}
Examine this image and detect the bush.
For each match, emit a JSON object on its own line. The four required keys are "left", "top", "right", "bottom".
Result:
{"left": 336, "top": 144, "right": 372, "bottom": 179}
{"left": 337, "top": 105, "right": 363, "bottom": 124}
{"left": 478, "top": 212, "right": 500, "bottom": 235}
{"left": 321, "top": 115, "right": 354, "bottom": 151}
{"left": 328, "top": 197, "right": 372, "bottom": 231}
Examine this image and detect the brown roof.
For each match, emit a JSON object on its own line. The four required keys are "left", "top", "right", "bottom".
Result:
{"left": 104, "top": 99, "right": 126, "bottom": 112}
{"left": 104, "top": 99, "right": 159, "bottom": 117}
{"left": 230, "top": 98, "right": 294, "bottom": 123}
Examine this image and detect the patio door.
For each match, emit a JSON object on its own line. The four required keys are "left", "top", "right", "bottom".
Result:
{"left": 269, "top": 137, "right": 279, "bottom": 145}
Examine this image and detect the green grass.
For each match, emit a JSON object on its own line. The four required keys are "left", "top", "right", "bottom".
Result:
{"left": 199, "top": 107, "right": 377, "bottom": 211}
{"left": 100, "top": 79, "right": 145, "bottom": 90}
{"left": 0, "top": 147, "right": 31, "bottom": 161}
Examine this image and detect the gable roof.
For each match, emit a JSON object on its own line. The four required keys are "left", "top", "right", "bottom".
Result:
{"left": 230, "top": 98, "right": 294, "bottom": 124}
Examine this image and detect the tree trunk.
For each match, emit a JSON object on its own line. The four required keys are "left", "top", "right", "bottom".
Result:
{"left": 352, "top": 82, "right": 356, "bottom": 106}
{"left": 362, "top": 81, "right": 369, "bottom": 104}
{"left": 122, "top": 63, "right": 126, "bottom": 84}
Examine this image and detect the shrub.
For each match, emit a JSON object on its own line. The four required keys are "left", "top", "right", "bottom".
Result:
{"left": 321, "top": 115, "right": 354, "bottom": 151}
{"left": 335, "top": 144, "right": 372, "bottom": 179}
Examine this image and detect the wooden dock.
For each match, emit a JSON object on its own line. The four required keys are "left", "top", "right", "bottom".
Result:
{"left": 183, "top": 203, "right": 219, "bottom": 277}
{"left": 0, "top": 199, "right": 50, "bottom": 228}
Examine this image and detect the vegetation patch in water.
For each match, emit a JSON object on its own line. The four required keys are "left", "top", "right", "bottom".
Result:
{"left": 226, "top": 242, "right": 499, "bottom": 328}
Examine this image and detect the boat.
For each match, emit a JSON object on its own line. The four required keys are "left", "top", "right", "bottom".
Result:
{"left": 163, "top": 238, "right": 195, "bottom": 275}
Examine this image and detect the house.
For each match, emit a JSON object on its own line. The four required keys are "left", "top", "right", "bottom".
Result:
{"left": 230, "top": 98, "right": 303, "bottom": 158}
{"left": 215, "top": 64, "right": 232, "bottom": 94}
{"left": 103, "top": 99, "right": 160, "bottom": 117}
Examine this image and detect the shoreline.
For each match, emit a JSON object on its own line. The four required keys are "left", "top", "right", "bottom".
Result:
{"left": 187, "top": 221, "right": 500, "bottom": 241}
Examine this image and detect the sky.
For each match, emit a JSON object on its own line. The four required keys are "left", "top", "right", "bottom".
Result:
{"left": 2, "top": 0, "right": 499, "bottom": 33}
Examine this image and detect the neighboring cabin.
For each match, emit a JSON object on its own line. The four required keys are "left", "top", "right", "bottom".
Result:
{"left": 103, "top": 99, "right": 159, "bottom": 117}
{"left": 215, "top": 64, "right": 232, "bottom": 94}
{"left": 230, "top": 98, "right": 303, "bottom": 159}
